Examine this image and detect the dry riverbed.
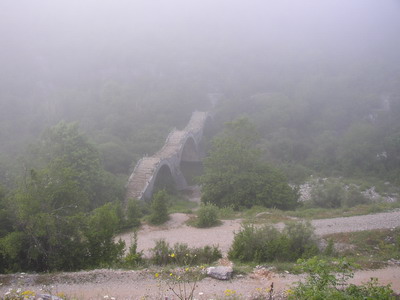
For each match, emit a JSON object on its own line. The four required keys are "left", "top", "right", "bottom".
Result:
{"left": 2, "top": 210, "right": 400, "bottom": 299}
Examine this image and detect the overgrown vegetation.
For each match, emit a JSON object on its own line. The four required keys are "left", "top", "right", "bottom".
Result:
{"left": 150, "top": 239, "right": 222, "bottom": 266}
{"left": 199, "top": 118, "right": 299, "bottom": 210}
{"left": 324, "top": 228, "right": 400, "bottom": 269}
{"left": 289, "top": 257, "right": 395, "bottom": 300}
{"left": 0, "top": 0, "right": 399, "bottom": 279}
{"left": 309, "top": 178, "right": 370, "bottom": 208}
{"left": 193, "top": 203, "right": 221, "bottom": 228}
{"left": 228, "top": 221, "right": 319, "bottom": 263}
{"left": 149, "top": 190, "right": 170, "bottom": 225}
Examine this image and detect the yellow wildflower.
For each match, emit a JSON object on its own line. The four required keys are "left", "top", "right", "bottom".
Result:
{"left": 224, "top": 289, "right": 236, "bottom": 296}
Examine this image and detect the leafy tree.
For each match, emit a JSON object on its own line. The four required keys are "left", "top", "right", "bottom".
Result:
{"left": 0, "top": 122, "right": 125, "bottom": 272}
{"left": 85, "top": 203, "right": 125, "bottom": 267}
{"left": 199, "top": 117, "right": 298, "bottom": 210}
{"left": 125, "top": 198, "right": 142, "bottom": 228}
{"left": 36, "top": 122, "right": 123, "bottom": 209}
{"left": 149, "top": 190, "right": 169, "bottom": 225}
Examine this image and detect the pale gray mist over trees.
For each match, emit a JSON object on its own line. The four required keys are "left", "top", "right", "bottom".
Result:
{"left": 0, "top": 0, "right": 400, "bottom": 273}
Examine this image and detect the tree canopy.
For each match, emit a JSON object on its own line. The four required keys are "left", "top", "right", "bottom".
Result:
{"left": 0, "top": 122, "right": 125, "bottom": 273}
{"left": 199, "top": 118, "right": 299, "bottom": 210}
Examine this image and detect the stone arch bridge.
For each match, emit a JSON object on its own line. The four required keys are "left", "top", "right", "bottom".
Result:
{"left": 126, "top": 111, "right": 209, "bottom": 202}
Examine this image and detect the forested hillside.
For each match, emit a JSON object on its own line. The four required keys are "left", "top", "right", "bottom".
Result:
{"left": 0, "top": 0, "right": 400, "bottom": 274}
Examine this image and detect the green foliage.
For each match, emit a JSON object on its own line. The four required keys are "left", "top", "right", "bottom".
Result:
{"left": 228, "top": 221, "right": 318, "bottom": 263}
{"left": 310, "top": 179, "right": 369, "bottom": 208}
{"left": 149, "top": 190, "right": 170, "bottom": 225}
{"left": 325, "top": 228, "right": 400, "bottom": 269}
{"left": 194, "top": 203, "right": 221, "bottom": 228}
{"left": 85, "top": 203, "right": 125, "bottom": 267}
{"left": 124, "top": 231, "right": 143, "bottom": 268}
{"left": 150, "top": 239, "right": 222, "bottom": 266}
{"left": 0, "top": 123, "right": 126, "bottom": 273}
{"left": 289, "top": 257, "right": 395, "bottom": 300}
{"left": 166, "top": 194, "right": 198, "bottom": 214}
{"left": 199, "top": 117, "right": 298, "bottom": 210}
{"left": 0, "top": 186, "right": 12, "bottom": 239}
{"left": 125, "top": 198, "right": 142, "bottom": 228}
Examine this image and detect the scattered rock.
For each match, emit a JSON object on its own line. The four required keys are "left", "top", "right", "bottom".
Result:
{"left": 36, "top": 294, "right": 64, "bottom": 300}
{"left": 206, "top": 266, "right": 233, "bottom": 280}
{"left": 388, "top": 259, "right": 400, "bottom": 266}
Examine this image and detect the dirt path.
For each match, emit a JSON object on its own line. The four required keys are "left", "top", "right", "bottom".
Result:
{"left": 118, "top": 213, "right": 242, "bottom": 256}
{"left": 1, "top": 265, "right": 399, "bottom": 299}
{"left": 313, "top": 209, "right": 400, "bottom": 235}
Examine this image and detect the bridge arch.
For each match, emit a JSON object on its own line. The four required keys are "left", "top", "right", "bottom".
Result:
{"left": 180, "top": 135, "right": 200, "bottom": 162}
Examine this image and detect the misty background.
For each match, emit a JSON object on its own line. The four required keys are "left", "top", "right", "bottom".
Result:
{"left": 1, "top": 0, "right": 400, "bottom": 182}
{"left": 1, "top": 0, "right": 400, "bottom": 275}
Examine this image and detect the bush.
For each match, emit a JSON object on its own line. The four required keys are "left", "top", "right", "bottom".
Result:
{"left": 150, "top": 239, "right": 222, "bottom": 266}
{"left": 149, "top": 190, "right": 169, "bottom": 225}
{"left": 228, "top": 221, "right": 319, "bottom": 263}
{"left": 195, "top": 203, "right": 221, "bottom": 228}
{"left": 343, "top": 185, "right": 369, "bottom": 207}
{"left": 311, "top": 179, "right": 345, "bottom": 208}
{"left": 310, "top": 179, "right": 369, "bottom": 208}
{"left": 124, "top": 231, "right": 143, "bottom": 268}
{"left": 125, "top": 198, "right": 142, "bottom": 228}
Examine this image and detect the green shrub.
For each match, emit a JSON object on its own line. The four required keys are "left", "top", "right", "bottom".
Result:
{"left": 343, "top": 185, "right": 369, "bottom": 207}
{"left": 311, "top": 179, "right": 345, "bottom": 208}
{"left": 310, "top": 179, "right": 369, "bottom": 209}
{"left": 150, "top": 239, "right": 171, "bottom": 265}
{"left": 195, "top": 203, "right": 221, "bottom": 228}
{"left": 149, "top": 190, "right": 169, "bottom": 225}
{"left": 124, "top": 231, "right": 143, "bottom": 268}
{"left": 150, "top": 239, "right": 222, "bottom": 266}
{"left": 228, "top": 221, "right": 318, "bottom": 263}
{"left": 289, "top": 257, "right": 395, "bottom": 300}
{"left": 125, "top": 198, "right": 142, "bottom": 228}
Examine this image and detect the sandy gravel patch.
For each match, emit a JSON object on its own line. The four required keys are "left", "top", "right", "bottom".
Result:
{"left": 1, "top": 266, "right": 400, "bottom": 299}
{"left": 118, "top": 210, "right": 400, "bottom": 257}
{"left": 118, "top": 213, "right": 242, "bottom": 256}
{"left": 312, "top": 209, "right": 400, "bottom": 235}
{"left": 2, "top": 210, "right": 400, "bottom": 299}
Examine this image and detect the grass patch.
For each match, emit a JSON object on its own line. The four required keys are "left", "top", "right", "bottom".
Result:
{"left": 168, "top": 195, "right": 198, "bottom": 214}
{"left": 324, "top": 228, "right": 400, "bottom": 269}
{"left": 217, "top": 205, "right": 240, "bottom": 220}
{"left": 168, "top": 194, "right": 199, "bottom": 214}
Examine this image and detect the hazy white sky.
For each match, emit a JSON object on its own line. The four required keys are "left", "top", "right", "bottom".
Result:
{"left": 0, "top": 0, "right": 399, "bottom": 83}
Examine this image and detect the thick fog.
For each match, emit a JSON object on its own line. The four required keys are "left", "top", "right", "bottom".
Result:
{"left": 1, "top": 0, "right": 400, "bottom": 161}
{"left": 1, "top": 0, "right": 399, "bottom": 86}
